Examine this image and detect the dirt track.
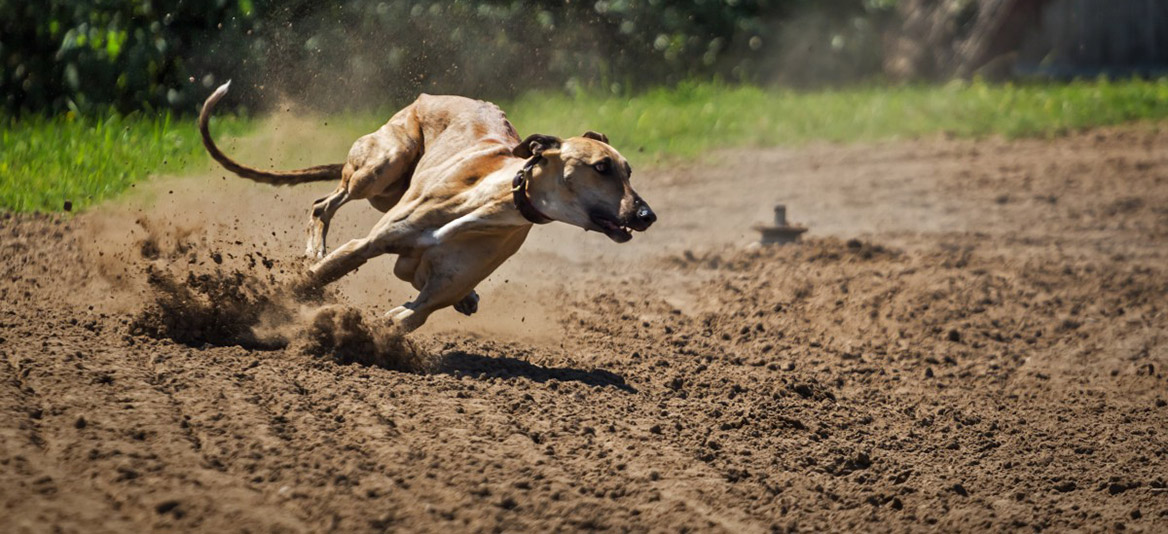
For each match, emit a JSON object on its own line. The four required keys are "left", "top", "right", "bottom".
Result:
{"left": 2, "top": 126, "right": 1167, "bottom": 532}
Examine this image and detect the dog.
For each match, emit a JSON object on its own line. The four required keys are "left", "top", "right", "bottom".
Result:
{"left": 198, "top": 82, "right": 656, "bottom": 332}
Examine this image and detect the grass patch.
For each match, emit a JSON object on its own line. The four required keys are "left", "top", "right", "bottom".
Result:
{"left": 4, "top": 78, "right": 1168, "bottom": 212}
{"left": 1, "top": 112, "right": 248, "bottom": 212}
{"left": 506, "top": 78, "right": 1168, "bottom": 162}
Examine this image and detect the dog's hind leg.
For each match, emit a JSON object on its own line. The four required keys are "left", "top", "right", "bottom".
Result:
{"left": 304, "top": 109, "right": 420, "bottom": 259}
{"left": 305, "top": 184, "right": 351, "bottom": 259}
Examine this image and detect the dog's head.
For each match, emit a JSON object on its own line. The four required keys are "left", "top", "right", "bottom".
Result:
{"left": 514, "top": 131, "right": 656, "bottom": 243}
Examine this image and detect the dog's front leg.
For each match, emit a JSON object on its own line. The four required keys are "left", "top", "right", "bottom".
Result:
{"left": 303, "top": 207, "right": 427, "bottom": 289}
{"left": 383, "top": 255, "right": 480, "bottom": 332}
{"left": 453, "top": 291, "right": 479, "bottom": 315}
{"left": 306, "top": 236, "right": 382, "bottom": 287}
{"left": 385, "top": 227, "right": 529, "bottom": 333}
{"left": 383, "top": 288, "right": 478, "bottom": 323}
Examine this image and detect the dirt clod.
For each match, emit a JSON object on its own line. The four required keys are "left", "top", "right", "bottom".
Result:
{"left": 299, "top": 306, "right": 428, "bottom": 371}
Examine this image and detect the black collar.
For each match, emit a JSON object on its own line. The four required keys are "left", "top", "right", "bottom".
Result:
{"left": 512, "top": 155, "right": 554, "bottom": 225}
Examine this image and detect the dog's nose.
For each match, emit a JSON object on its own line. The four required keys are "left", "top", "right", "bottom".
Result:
{"left": 635, "top": 202, "right": 657, "bottom": 226}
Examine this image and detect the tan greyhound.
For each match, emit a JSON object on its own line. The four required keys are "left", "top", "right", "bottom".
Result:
{"left": 198, "top": 82, "right": 656, "bottom": 332}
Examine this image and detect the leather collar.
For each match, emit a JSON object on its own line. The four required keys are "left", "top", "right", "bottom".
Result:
{"left": 512, "top": 155, "right": 554, "bottom": 225}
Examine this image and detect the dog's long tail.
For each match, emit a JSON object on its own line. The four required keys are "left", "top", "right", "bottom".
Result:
{"left": 198, "top": 81, "right": 344, "bottom": 185}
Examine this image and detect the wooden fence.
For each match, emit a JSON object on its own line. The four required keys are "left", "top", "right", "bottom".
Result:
{"left": 1017, "top": 0, "right": 1168, "bottom": 76}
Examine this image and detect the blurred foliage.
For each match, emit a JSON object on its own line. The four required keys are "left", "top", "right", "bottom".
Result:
{"left": 1, "top": 0, "right": 897, "bottom": 116}
{"left": 1, "top": 1, "right": 256, "bottom": 115}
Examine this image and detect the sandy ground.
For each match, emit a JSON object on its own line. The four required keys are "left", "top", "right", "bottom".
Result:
{"left": 1, "top": 124, "right": 1166, "bottom": 532}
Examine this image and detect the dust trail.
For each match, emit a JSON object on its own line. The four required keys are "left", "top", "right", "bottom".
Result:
{"left": 129, "top": 264, "right": 293, "bottom": 350}
{"left": 120, "top": 217, "right": 429, "bottom": 371}
{"left": 129, "top": 264, "right": 429, "bottom": 371}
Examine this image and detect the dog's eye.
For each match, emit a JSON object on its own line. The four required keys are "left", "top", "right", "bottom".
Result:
{"left": 593, "top": 161, "right": 610, "bottom": 174}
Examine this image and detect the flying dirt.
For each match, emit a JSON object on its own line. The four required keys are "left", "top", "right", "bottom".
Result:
{"left": 1, "top": 126, "right": 1166, "bottom": 532}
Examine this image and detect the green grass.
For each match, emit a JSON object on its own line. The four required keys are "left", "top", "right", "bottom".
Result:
{"left": 1, "top": 112, "right": 248, "bottom": 212}
{"left": 4, "top": 78, "right": 1168, "bottom": 212}
{"left": 506, "top": 78, "right": 1168, "bottom": 162}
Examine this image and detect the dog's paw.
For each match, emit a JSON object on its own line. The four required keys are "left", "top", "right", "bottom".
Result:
{"left": 305, "top": 246, "right": 326, "bottom": 260}
{"left": 454, "top": 291, "right": 479, "bottom": 316}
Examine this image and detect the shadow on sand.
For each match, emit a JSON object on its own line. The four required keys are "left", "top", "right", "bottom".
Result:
{"left": 436, "top": 351, "right": 636, "bottom": 392}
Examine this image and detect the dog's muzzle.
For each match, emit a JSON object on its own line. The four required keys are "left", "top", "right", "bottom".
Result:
{"left": 631, "top": 200, "right": 657, "bottom": 230}
{"left": 592, "top": 198, "right": 656, "bottom": 243}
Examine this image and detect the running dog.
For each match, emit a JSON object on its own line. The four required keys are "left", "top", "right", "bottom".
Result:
{"left": 198, "top": 82, "right": 656, "bottom": 332}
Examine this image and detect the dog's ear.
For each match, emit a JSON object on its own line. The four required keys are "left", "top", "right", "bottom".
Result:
{"left": 513, "top": 134, "right": 562, "bottom": 158}
{"left": 582, "top": 130, "right": 609, "bottom": 144}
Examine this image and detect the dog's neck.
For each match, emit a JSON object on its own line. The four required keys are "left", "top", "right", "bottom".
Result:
{"left": 511, "top": 157, "right": 554, "bottom": 225}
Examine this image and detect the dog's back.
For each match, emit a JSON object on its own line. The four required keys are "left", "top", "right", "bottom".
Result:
{"left": 398, "top": 95, "right": 523, "bottom": 196}
{"left": 409, "top": 94, "right": 521, "bottom": 165}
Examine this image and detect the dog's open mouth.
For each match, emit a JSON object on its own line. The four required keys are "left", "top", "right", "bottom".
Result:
{"left": 591, "top": 215, "right": 633, "bottom": 243}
